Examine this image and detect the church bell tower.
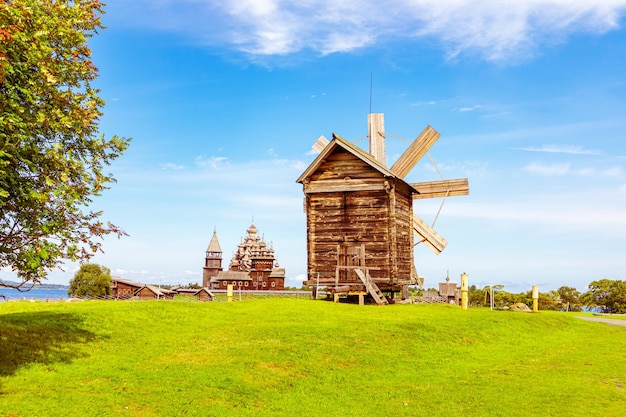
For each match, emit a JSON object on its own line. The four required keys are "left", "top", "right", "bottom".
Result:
{"left": 202, "top": 228, "right": 223, "bottom": 288}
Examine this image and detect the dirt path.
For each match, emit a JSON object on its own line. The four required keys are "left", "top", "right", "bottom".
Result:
{"left": 575, "top": 316, "right": 626, "bottom": 327}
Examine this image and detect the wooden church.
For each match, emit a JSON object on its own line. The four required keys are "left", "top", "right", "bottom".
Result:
{"left": 296, "top": 114, "right": 469, "bottom": 304}
{"left": 203, "top": 224, "right": 286, "bottom": 291}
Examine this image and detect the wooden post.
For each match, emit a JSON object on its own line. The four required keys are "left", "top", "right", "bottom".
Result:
{"left": 532, "top": 285, "right": 539, "bottom": 313}
{"left": 359, "top": 292, "right": 364, "bottom": 306}
{"left": 227, "top": 284, "right": 233, "bottom": 303}
{"left": 368, "top": 113, "right": 386, "bottom": 166}
{"left": 461, "top": 272, "right": 468, "bottom": 310}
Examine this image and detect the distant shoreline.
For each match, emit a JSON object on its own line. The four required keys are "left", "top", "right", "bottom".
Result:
{"left": 1, "top": 280, "right": 69, "bottom": 290}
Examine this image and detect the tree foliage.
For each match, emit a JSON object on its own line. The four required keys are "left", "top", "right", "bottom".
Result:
{"left": 582, "top": 279, "right": 626, "bottom": 314}
{"left": 68, "top": 262, "right": 111, "bottom": 297}
{"left": 557, "top": 286, "right": 582, "bottom": 312}
{"left": 0, "top": 1, "right": 129, "bottom": 288}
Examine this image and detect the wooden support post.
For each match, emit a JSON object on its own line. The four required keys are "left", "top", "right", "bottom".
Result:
{"left": 359, "top": 292, "right": 364, "bottom": 306}
{"left": 461, "top": 273, "right": 468, "bottom": 310}
{"left": 334, "top": 293, "right": 340, "bottom": 303}
{"left": 227, "top": 284, "right": 233, "bottom": 303}
{"left": 368, "top": 113, "right": 386, "bottom": 166}
{"left": 532, "top": 285, "right": 539, "bottom": 313}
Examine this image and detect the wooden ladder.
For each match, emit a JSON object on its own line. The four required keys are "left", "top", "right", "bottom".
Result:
{"left": 355, "top": 269, "right": 388, "bottom": 305}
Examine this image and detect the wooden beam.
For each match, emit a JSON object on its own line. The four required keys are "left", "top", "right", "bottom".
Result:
{"left": 389, "top": 126, "right": 440, "bottom": 178}
{"left": 368, "top": 113, "right": 386, "bottom": 166}
{"left": 413, "top": 214, "right": 447, "bottom": 255}
{"left": 411, "top": 178, "right": 469, "bottom": 200}
{"left": 303, "top": 182, "right": 389, "bottom": 194}
{"left": 312, "top": 135, "right": 330, "bottom": 154}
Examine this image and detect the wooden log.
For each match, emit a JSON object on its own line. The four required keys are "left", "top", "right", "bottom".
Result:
{"left": 413, "top": 214, "right": 447, "bottom": 254}
{"left": 331, "top": 285, "right": 352, "bottom": 293}
{"left": 411, "top": 178, "right": 469, "bottom": 199}
{"left": 368, "top": 113, "right": 386, "bottom": 166}
{"left": 304, "top": 180, "right": 389, "bottom": 194}
{"left": 312, "top": 135, "right": 329, "bottom": 154}
{"left": 389, "top": 126, "right": 440, "bottom": 178}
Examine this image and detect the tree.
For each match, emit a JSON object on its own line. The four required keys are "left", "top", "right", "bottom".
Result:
{"left": 0, "top": 1, "right": 129, "bottom": 289}
{"left": 68, "top": 263, "right": 111, "bottom": 298}
{"left": 582, "top": 279, "right": 626, "bottom": 314}
{"left": 557, "top": 286, "right": 582, "bottom": 312}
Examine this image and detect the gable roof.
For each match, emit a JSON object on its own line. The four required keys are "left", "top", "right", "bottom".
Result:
{"left": 212, "top": 271, "right": 252, "bottom": 282}
{"left": 296, "top": 134, "right": 414, "bottom": 191}
{"left": 111, "top": 277, "right": 144, "bottom": 288}
{"left": 194, "top": 288, "right": 214, "bottom": 297}
{"left": 134, "top": 285, "right": 176, "bottom": 297}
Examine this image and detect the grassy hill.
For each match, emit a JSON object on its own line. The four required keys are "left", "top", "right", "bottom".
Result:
{"left": 1, "top": 298, "right": 624, "bottom": 416}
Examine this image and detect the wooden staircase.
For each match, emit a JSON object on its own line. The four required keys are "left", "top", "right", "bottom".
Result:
{"left": 354, "top": 269, "right": 388, "bottom": 305}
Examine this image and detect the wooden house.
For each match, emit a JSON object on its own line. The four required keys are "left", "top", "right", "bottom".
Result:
{"left": 296, "top": 114, "right": 469, "bottom": 304}
{"left": 194, "top": 287, "right": 214, "bottom": 302}
{"left": 110, "top": 277, "right": 143, "bottom": 299}
{"left": 439, "top": 274, "right": 461, "bottom": 305}
{"left": 134, "top": 285, "right": 175, "bottom": 300}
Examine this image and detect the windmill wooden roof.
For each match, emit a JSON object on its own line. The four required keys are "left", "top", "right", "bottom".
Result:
{"left": 296, "top": 133, "right": 418, "bottom": 194}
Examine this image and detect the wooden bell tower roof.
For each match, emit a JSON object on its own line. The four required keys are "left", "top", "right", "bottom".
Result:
{"left": 206, "top": 228, "right": 222, "bottom": 253}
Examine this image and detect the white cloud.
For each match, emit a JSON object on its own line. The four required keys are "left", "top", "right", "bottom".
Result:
{"left": 194, "top": 156, "right": 230, "bottom": 169}
{"left": 524, "top": 162, "right": 624, "bottom": 177}
{"left": 602, "top": 166, "right": 625, "bottom": 177}
{"left": 441, "top": 196, "right": 626, "bottom": 235}
{"left": 161, "top": 162, "right": 185, "bottom": 170}
{"left": 123, "top": 0, "right": 626, "bottom": 62}
{"left": 516, "top": 144, "right": 601, "bottom": 155}
{"left": 458, "top": 105, "right": 482, "bottom": 112}
{"left": 524, "top": 162, "right": 571, "bottom": 176}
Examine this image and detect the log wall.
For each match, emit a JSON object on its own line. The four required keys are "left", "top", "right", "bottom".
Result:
{"left": 302, "top": 148, "right": 413, "bottom": 286}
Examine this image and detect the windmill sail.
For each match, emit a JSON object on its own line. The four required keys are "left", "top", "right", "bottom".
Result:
{"left": 413, "top": 214, "right": 448, "bottom": 255}
{"left": 411, "top": 178, "right": 470, "bottom": 199}
{"left": 389, "top": 125, "right": 440, "bottom": 178}
{"left": 312, "top": 135, "right": 330, "bottom": 154}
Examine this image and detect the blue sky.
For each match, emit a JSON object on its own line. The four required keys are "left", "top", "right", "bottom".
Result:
{"left": 21, "top": 1, "right": 626, "bottom": 292}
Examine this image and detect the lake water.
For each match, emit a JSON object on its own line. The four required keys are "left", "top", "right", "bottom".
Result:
{"left": 0, "top": 288, "right": 69, "bottom": 301}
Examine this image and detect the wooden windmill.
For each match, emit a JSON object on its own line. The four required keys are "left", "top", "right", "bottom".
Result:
{"left": 296, "top": 114, "right": 469, "bottom": 304}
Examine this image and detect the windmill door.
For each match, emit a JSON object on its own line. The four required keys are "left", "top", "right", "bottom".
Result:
{"left": 337, "top": 243, "right": 365, "bottom": 282}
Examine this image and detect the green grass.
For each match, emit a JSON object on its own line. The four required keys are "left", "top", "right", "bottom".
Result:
{"left": 1, "top": 299, "right": 625, "bottom": 416}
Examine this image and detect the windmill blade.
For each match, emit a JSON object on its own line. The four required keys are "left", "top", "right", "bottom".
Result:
{"left": 411, "top": 178, "right": 470, "bottom": 200}
{"left": 389, "top": 125, "right": 440, "bottom": 178}
{"left": 312, "top": 135, "right": 330, "bottom": 154}
{"left": 413, "top": 214, "right": 448, "bottom": 255}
